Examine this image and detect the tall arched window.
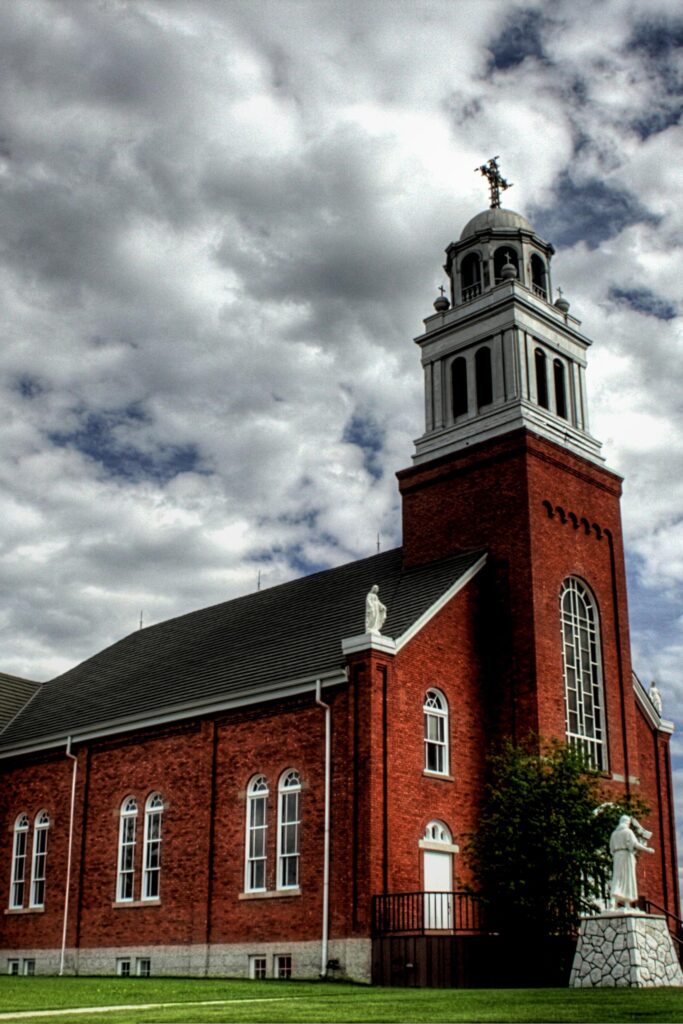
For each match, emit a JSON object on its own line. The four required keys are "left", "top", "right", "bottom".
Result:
{"left": 245, "top": 776, "right": 268, "bottom": 892}
{"left": 142, "top": 793, "right": 163, "bottom": 900}
{"left": 424, "top": 689, "right": 449, "bottom": 775}
{"left": 554, "top": 359, "right": 567, "bottom": 420}
{"left": 535, "top": 348, "right": 549, "bottom": 409}
{"left": 30, "top": 811, "right": 49, "bottom": 908}
{"left": 560, "top": 578, "right": 607, "bottom": 770}
{"left": 460, "top": 252, "right": 482, "bottom": 302}
{"left": 117, "top": 797, "right": 138, "bottom": 902}
{"left": 9, "top": 814, "right": 29, "bottom": 909}
{"left": 451, "top": 357, "right": 468, "bottom": 419}
{"left": 530, "top": 254, "right": 547, "bottom": 298}
{"left": 475, "top": 346, "right": 493, "bottom": 408}
{"left": 277, "top": 770, "right": 301, "bottom": 890}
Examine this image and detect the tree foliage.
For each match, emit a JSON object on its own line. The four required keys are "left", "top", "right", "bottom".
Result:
{"left": 467, "top": 740, "right": 648, "bottom": 938}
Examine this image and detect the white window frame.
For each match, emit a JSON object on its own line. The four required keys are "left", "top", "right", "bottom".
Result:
{"left": 7, "top": 960, "right": 19, "bottom": 976}
{"left": 245, "top": 776, "right": 268, "bottom": 893}
{"left": 560, "top": 577, "right": 608, "bottom": 771}
{"left": 116, "top": 958, "right": 131, "bottom": 977}
{"left": 274, "top": 953, "right": 292, "bottom": 979}
{"left": 136, "top": 957, "right": 151, "bottom": 977}
{"left": 249, "top": 954, "right": 267, "bottom": 979}
{"left": 30, "top": 811, "right": 49, "bottom": 908}
{"left": 9, "top": 814, "right": 29, "bottom": 909}
{"left": 22, "top": 959, "right": 35, "bottom": 976}
{"left": 277, "top": 770, "right": 301, "bottom": 890}
{"left": 117, "top": 797, "right": 137, "bottom": 903}
{"left": 423, "top": 689, "right": 449, "bottom": 775}
{"left": 142, "top": 793, "right": 163, "bottom": 901}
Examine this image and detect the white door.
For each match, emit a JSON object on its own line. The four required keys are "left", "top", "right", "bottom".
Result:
{"left": 423, "top": 849, "right": 453, "bottom": 929}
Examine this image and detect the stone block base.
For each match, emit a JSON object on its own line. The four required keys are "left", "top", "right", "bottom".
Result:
{"left": 570, "top": 912, "right": 683, "bottom": 988}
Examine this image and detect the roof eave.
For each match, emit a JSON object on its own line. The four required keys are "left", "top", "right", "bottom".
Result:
{"left": 0, "top": 669, "right": 346, "bottom": 760}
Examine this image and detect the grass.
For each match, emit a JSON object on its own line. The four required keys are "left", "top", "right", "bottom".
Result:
{"left": 0, "top": 977, "right": 682, "bottom": 1023}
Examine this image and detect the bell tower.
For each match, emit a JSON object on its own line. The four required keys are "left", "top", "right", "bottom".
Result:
{"left": 398, "top": 161, "right": 640, "bottom": 785}
{"left": 414, "top": 158, "right": 601, "bottom": 468}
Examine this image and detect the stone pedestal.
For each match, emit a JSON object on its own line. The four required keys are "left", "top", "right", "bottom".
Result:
{"left": 570, "top": 912, "right": 683, "bottom": 987}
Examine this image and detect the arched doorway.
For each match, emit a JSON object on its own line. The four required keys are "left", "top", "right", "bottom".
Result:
{"left": 420, "top": 821, "right": 459, "bottom": 929}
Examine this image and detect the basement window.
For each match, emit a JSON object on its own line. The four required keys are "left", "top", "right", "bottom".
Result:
{"left": 116, "top": 958, "right": 131, "bottom": 977}
{"left": 275, "top": 954, "right": 292, "bottom": 979}
{"left": 136, "top": 958, "right": 151, "bottom": 977}
{"left": 7, "top": 960, "right": 19, "bottom": 976}
{"left": 249, "top": 955, "right": 267, "bottom": 979}
{"left": 22, "top": 960, "right": 35, "bottom": 976}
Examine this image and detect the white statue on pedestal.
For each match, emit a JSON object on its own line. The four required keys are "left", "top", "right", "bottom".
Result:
{"left": 609, "top": 815, "right": 654, "bottom": 910}
{"left": 365, "top": 585, "right": 387, "bottom": 634}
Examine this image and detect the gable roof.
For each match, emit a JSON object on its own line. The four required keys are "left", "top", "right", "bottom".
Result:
{"left": 0, "top": 673, "right": 41, "bottom": 733}
{"left": 0, "top": 546, "right": 485, "bottom": 756}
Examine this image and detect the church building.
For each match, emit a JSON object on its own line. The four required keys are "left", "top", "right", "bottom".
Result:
{"left": 0, "top": 165, "right": 678, "bottom": 984}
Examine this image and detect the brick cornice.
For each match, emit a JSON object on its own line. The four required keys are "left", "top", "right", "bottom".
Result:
{"left": 398, "top": 427, "right": 622, "bottom": 498}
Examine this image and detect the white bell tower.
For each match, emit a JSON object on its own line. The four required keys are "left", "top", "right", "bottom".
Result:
{"left": 413, "top": 159, "right": 603, "bottom": 467}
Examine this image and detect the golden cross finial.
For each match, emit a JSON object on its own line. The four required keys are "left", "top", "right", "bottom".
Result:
{"left": 476, "top": 156, "right": 512, "bottom": 209}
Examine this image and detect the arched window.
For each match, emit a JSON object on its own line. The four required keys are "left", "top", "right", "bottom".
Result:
{"left": 494, "top": 246, "right": 519, "bottom": 283}
{"left": 554, "top": 359, "right": 567, "bottom": 420}
{"left": 530, "top": 254, "right": 547, "bottom": 298}
{"left": 245, "top": 775, "right": 268, "bottom": 892}
{"left": 117, "top": 797, "right": 138, "bottom": 903}
{"left": 451, "top": 357, "right": 468, "bottom": 419}
{"left": 142, "top": 793, "right": 163, "bottom": 900}
{"left": 460, "top": 252, "right": 482, "bottom": 302}
{"left": 30, "top": 811, "right": 49, "bottom": 908}
{"left": 535, "top": 348, "right": 549, "bottom": 409}
{"left": 560, "top": 578, "right": 607, "bottom": 770}
{"left": 424, "top": 689, "right": 449, "bottom": 775}
{"left": 277, "top": 770, "right": 301, "bottom": 890}
{"left": 9, "top": 814, "right": 29, "bottom": 909}
{"left": 475, "top": 346, "right": 493, "bottom": 408}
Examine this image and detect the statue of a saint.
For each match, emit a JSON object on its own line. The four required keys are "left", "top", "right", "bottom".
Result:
{"left": 609, "top": 815, "right": 654, "bottom": 910}
{"left": 649, "top": 680, "right": 663, "bottom": 715}
{"left": 365, "top": 585, "right": 387, "bottom": 634}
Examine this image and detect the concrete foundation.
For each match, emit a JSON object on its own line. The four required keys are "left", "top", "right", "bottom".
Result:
{"left": 0, "top": 938, "right": 371, "bottom": 982}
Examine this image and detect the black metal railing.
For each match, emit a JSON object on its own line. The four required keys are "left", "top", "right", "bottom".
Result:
{"left": 372, "top": 891, "right": 487, "bottom": 936}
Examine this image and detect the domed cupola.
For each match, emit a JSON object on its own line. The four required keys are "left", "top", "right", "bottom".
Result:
{"left": 412, "top": 158, "right": 603, "bottom": 468}
{"left": 444, "top": 160, "right": 555, "bottom": 307}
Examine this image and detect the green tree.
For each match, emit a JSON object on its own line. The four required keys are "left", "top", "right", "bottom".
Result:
{"left": 467, "top": 739, "right": 647, "bottom": 938}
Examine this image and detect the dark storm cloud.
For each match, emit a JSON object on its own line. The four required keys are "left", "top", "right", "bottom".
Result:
{"left": 609, "top": 287, "right": 677, "bottom": 321}
{"left": 531, "top": 173, "right": 658, "bottom": 248}
{"left": 487, "top": 7, "right": 547, "bottom": 70}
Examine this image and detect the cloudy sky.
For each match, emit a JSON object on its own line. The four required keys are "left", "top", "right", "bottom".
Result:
{"left": 1, "top": 0, "right": 682, "bottom": 866}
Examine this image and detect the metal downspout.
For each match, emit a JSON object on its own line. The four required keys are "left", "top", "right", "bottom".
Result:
{"left": 60, "top": 737, "right": 78, "bottom": 976}
{"left": 315, "top": 680, "right": 331, "bottom": 978}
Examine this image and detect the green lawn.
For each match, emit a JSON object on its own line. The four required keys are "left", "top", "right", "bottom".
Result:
{"left": 0, "top": 977, "right": 682, "bottom": 1023}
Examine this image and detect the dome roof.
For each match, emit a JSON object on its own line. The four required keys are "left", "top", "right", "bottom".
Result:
{"left": 460, "top": 207, "right": 534, "bottom": 240}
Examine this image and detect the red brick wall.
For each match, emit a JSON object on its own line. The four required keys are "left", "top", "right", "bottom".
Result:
{"left": 0, "top": 690, "right": 355, "bottom": 952}
{"left": 397, "top": 427, "right": 676, "bottom": 909}
{"left": 386, "top": 577, "right": 487, "bottom": 892}
{"left": 634, "top": 705, "right": 680, "bottom": 918}
{"left": 0, "top": 747, "right": 82, "bottom": 950}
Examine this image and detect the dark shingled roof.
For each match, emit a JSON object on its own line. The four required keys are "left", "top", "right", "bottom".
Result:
{"left": 0, "top": 673, "right": 40, "bottom": 733}
{"left": 0, "top": 546, "right": 484, "bottom": 753}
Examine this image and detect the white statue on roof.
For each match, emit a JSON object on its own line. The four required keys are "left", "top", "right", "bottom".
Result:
{"left": 648, "top": 680, "right": 663, "bottom": 715}
{"left": 365, "top": 585, "right": 387, "bottom": 634}
{"left": 609, "top": 815, "right": 654, "bottom": 910}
